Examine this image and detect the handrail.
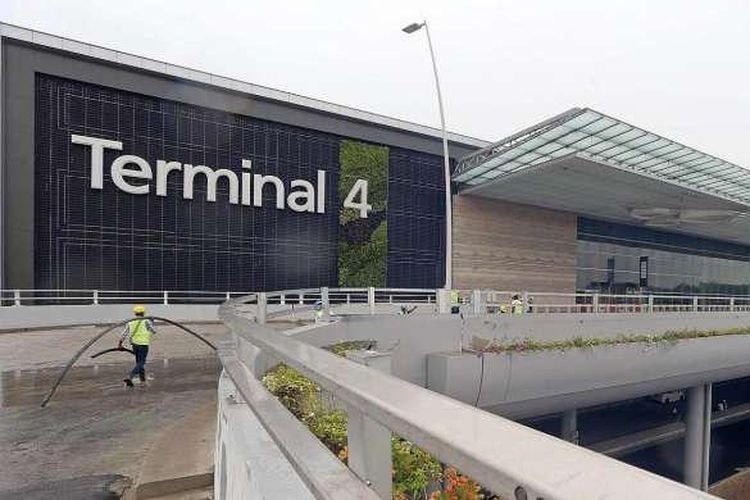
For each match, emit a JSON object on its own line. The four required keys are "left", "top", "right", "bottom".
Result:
{"left": 4, "top": 287, "right": 750, "bottom": 316}
{"left": 218, "top": 292, "right": 717, "bottom": 499}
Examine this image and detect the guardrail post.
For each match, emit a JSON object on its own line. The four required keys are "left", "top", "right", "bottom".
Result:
{"left": 730, "top": 297, "right": 736, "bottom": 312}
{"left": 647, "top": 294, "right": 654, "bottom": 313}
{"left": 472, "top": 289, "right": 483, "bottom": 315}
{"left": 321, "top": 287, "right": 330, "bottom": 319}
{"left": 13, "top": 290, "right": 21, "bottom": 306}
{"left": 561, "top": 409, "right": 579, "bottom": 444}
{"left": 225, "top": 291, "right": 230, "bottom": 302}
{"left": 692, "top": 296, "right": 699, "bottom": 312}
{"left": 684, "top": 384, "right": 712, "bottom": 491}
{"left": 257, "top": 292, "right": 267, "bottom": 324}
{"left": 368, "top": 287, "right": 376, "bottom": 315}
{"left": 437, "top": 289, "right": 450, "bottom": 314}
{"left": 163, "top": 291, "right": 169, "bottom": 305}
{"left": 522, "top": 291, "right": 529, "bottom": 314}
{"left": 592, "top": 293, "right": 599, "bottom": 314}
{"left": 346, "top": 350, "right": 393, "bottom": 499}
{"left": 93, "top": 290, "right": 99, "bottom": 305}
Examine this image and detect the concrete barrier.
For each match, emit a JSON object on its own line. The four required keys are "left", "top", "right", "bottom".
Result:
{"left": 427, "top": 334, "right": 750, "bottom": 419}
{"left": 215, "top": 371, "right": 315, "bottom": 499}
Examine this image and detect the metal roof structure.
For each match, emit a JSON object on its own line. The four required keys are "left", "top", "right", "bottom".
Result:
{"left": 453, "top": 108, "right": 750, "bottom": 245}
{"left": 455, "top": 107, "right": 750, "bottom": 203}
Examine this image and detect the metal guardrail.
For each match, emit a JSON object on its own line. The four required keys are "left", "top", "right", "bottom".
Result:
{"left": 217, "top": 288, "right": 718, "bottom": 499}
{"left": 0, "top": 289, "right": 251, "bottom": 306}
{"left": 5, "top": 287, "right": 750, "bottom": 316}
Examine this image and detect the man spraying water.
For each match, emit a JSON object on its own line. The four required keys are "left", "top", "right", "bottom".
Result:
{"left": 119, "top": 305, "right": 156, "bottom": 387}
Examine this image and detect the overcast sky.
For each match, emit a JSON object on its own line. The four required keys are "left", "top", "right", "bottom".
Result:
{"left": 3, "top": 1, "right": 749, "bottom": 165}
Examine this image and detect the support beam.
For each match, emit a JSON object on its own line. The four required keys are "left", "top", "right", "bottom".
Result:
{"left": 561, "top": 409, "right": 579, "bottom": 444}
{"left": 684, "top": 384, "right": 712, "bottom": 490}
{"left": 345, "top": 350, "right": 393, "bottom": 499}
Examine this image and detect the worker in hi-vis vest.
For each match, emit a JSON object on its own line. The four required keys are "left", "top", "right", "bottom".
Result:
{"left": 119, "top": 305, "right": 156, "bottom": 387}
{"left": 511, "top": 294, "right": 524, "bottom": 315}
{"left": 450, "top": 289, "right": 460, "bottom": 314}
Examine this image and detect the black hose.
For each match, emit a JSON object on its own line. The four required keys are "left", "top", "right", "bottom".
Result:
{"left": 40, "top": 315, "right": 216, "bottom": 407}
{"left": 90, "top": 346, "right": 135, "bottom": 359}
{"left": 474, "top": 352, "right": 485, "bottom": 407}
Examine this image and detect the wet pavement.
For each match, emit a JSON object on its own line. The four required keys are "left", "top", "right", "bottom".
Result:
{"left": 0, "top": 324, "right": 225, "bottom": 498}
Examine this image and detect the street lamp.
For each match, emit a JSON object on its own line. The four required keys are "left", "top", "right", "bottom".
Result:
{"left": 402, "top": 20, "right": 453, "bottom": 290}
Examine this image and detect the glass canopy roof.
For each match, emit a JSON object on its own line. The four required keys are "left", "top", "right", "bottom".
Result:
{"left": 453, "top": 108, "right": 750, "bottom": 205}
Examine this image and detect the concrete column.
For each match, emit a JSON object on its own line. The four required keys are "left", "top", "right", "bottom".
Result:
{"left": 346, "top": 350, "right": 393, "bottom": 499}
{"left": 684, "top": 384, "right": 712, "bottom": 490}
{"left": 368, "top": 287, "right": 376, "bottom": 315}
{"left": 321, "top": 287, "right": 330, "bottom": 319}
{"left": 472, "top": 289, "right": 483, "bottom": 315}
{"left": 561, "top": 409, "right": 578, "bottom": 444}
{"left": 437, "top": 289, "right": 450, "bottom": 314}
{"left": 256, "top": 292, "right": 267, "bottom": 325}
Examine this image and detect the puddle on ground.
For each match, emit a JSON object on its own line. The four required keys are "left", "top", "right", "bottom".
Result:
{"left": 1, "top": 356, "right": 220, "bottom": 408}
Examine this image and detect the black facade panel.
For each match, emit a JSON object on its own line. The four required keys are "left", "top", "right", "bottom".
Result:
{"left": 578, "top": 217, "right": 750, "bottom": 261}
{"left": 34, "top": 74, "right": 445, "bottom": 291}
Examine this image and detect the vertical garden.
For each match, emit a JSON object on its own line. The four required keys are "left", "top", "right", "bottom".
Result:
{"left": 338, "top": 140, "right": 389, "bottom": 287}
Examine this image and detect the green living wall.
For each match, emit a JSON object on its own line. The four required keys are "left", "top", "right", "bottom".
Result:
{"left": 338, "top": 140, "right": 389, "bottom": 287}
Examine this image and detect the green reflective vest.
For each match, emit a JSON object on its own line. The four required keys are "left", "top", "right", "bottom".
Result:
{"left": 128, "top": 319, "right": 151, "bottom": 346}
{"left": 450, "top": 290, "right": 459, "bottom": 305}
{"left": 511, "top": 299, "right": 523, "bottom": 315}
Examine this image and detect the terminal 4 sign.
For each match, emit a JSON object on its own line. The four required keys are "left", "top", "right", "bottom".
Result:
{"left": 71, "top": 134, "right": 373, "bottom": 219}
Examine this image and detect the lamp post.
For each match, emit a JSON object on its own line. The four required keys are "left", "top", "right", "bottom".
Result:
{"left": 402, "top": 20, "right": 453, "bottom": 290}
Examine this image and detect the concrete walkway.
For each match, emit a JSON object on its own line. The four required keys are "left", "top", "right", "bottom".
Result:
{"left": 0, "top": 323, "right": 226, "bottom": 499}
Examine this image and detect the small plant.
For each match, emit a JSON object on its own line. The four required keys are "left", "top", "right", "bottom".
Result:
{"left": 261, "top": 364, "right": 317, "bottom": 419}
{"left": 392, "top": 439, "right": 442, "bottom": 499}
{"left": 472, "top": 326, "right": 750, "bottom": 355}
{"left": 430, "top": 467, "right": 481, "bottom": 500}
{"left": 307, "top": 409, "right": 348, "bottom": 455}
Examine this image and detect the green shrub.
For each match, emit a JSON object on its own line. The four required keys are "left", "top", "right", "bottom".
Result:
{"left": 392, "top": 438, "right": 442, "bottom": 499}
{"left": 261, "top": 364, "right": 317, "bottom": 420}
{"left": 307, "top": 409, "right": 348, "bottom": 455}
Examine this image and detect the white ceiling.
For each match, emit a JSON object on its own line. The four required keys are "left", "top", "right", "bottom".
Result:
{"left": 462, "top": 154, "right": 750, "bottom": 245}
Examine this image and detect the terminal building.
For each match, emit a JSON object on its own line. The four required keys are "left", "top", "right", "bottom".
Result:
{"left": 2, "top": 23, "right": 750, "bottom": 296}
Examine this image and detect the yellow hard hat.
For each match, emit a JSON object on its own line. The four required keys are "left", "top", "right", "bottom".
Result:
{"left": 133, "top": 305, "right": 146, "bottom": 315}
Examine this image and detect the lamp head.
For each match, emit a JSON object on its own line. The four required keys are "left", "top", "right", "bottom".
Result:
{"left": 402, "top": 22, "right": 424, "bottom": 34}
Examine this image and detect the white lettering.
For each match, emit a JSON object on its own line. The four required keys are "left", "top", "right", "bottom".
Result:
{"left": 111, "top": 155, "right": 152, "bottom": 194}
{"left": 253, "top": 174, "right": 285, "bottom": 209}
{"left": 241, "top": 160, "right": 252, "bottom": 206}
{"left": 156, "top": 160, "right": 182, "bottom": 197}
{"left": 316, "top": 170, "right": 326, "bottom": 214}
{"left": 343, "top": 179, "right": 371, "bottom": 218}
{"left": 71, "top": 134, "right": 123, "bottom": 190}
{"left": 183, "top": 164, "right": 239, "bottom": 204}
{"left": 72, "top": 135, "right": 373, "bottom": 219}
{"left": 287, "top": 179, "right": 316, "bottom": 213}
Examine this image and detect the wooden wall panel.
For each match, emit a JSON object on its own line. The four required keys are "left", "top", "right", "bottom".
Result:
{"left": 452, "top": 196, "right": 578, "bottom": 293}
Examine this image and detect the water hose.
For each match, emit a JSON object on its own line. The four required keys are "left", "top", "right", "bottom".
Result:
{"left": 90, "top": 346, "right": 135, "bottom": 359}
{"left": 40, "top": 315, "right": 216, "bottom": 407}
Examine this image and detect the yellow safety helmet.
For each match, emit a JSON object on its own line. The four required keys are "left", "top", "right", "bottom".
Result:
{"left": 133, "top": 305, "right": 146, "bottom": 315}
